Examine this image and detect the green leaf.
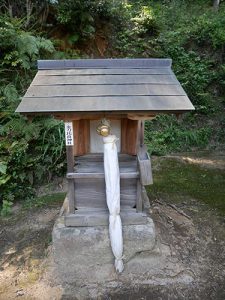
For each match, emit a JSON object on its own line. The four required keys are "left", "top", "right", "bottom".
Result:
{"left": 0, "top": 175, "right": 11, "bottom": 185}
{"left": 0, "top": 162, "right": 7, "bottom": 174}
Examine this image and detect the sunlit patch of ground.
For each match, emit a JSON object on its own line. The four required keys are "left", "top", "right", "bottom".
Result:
{"left": 0, "top": 196, "right": 65, "bottom": 300}
{"left": 166, "top": 151, "right": 225, "bottom": 170}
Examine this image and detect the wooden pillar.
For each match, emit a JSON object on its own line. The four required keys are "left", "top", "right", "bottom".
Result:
{"left": 65, "top": 122, "right": 75, "bottom": 213}
{"left": 140, "top": 120, "right": 145, "bottom": 147}
{"left": 136, "top": 120, "right": 143, "bottom": 212}
{"left": 136, "top": 121, "right": 153, "bottom": 212}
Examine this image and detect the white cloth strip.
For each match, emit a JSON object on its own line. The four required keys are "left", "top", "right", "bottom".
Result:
{"left": 103, "top": 134, "right": 124, "bottom": 273}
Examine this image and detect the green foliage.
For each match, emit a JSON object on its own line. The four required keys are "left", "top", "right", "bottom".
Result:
{"left": 55, "top": 0, "right": 95, "bottom": 39}
{"left": 114, "top": 4, "right": 161, "bottom": 57}
{"left": 187, "top": 10, "right": 225, "bottom": 50}
{"left": 162, "top": 46, "right": 214, "bottom": 113}
{"left": 0, "top": 16, "right": 65, "bottom": 207}
{"left": 0, "top": 0, "right": 51, "bottom": 28}
{"left": 131, "top": 6, "right": 159, "bottom": 37}
{"left": 0, "top": 200, "right": 13, "bottom": 217}
{"left": 54, "top": 0, "right": 96, "bottom": 40}
{"left": 53, "top": 0, "right": 127, "bottom": 42}
{"left": 135, "top": 2, "right": 225, "bottom": 155}
{"left": 0, "top": 17, "right": 54, "bottom": 70}
{"left": 0, "top": 115, "right": 66, "bottom": 207}
{"left": 145, "top": 115, "right": 212, "bottom": 155}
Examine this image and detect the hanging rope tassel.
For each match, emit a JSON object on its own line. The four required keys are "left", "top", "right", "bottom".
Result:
{"left": 115, "top": 258, "right": 124, "bottom": 273}
{"left": 109, "top": 214, "right": 124, "bottom": 273}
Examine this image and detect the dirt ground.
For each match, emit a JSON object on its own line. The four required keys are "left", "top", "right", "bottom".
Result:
{"left": 0, "top": 152, "right": 225, "bottom": 300}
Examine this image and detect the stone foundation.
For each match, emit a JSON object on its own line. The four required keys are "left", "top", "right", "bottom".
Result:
{"left": 52, "top": 216, "right": 156, "bottom": 284}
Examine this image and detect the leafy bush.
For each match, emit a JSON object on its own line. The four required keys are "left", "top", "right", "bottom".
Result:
{"left": 188, "top": 10, "right": 225, "bottom": 50}
{"left": 0, "top": 200, "right": 13, "bottom": 217}
{"left": 114, "top": 4, "right": 161, "bottom": 57}
{"left": 53, "top": 0, "right": 127, "bottom": 42}
{"left": 131, "top": 6, "right": 160, "bottom": 37}
{"left": 162, "top": 46, "right": 214, "bottom": 113}
{"left": 145, "top": 115, "right": 212, "bottom": 155}
{"left": 0, "top": 0, "right": 50, "bottom": 28}
{"left": 0, "top": 17, "right": 54, "bottom": 69}
{"left": 54, "top": 0, "right": 95, "bottom": 40}
{"left": 0, "top": 16, "right": 65, "bottom": 213}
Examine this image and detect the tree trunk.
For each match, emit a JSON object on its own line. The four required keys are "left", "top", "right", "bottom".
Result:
{"left": 213, "top": 0, "right": 220, "bottom": 11}
{"left": 25, "top": 0, "right": 33, "bottom": 28}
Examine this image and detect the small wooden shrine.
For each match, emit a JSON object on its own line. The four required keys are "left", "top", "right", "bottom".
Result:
{"left": 16, "top": 58, "right": 194, "bottom": 228}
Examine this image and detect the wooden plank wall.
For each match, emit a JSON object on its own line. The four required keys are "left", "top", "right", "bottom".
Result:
{"left": 73, "top": 118, "right": 139, "bottom": 156}
{"left": 121, "top": 119, "right": 139, "bottom": 155}
{"left": 74, "top": 178, "right": 136, "bottom": 209}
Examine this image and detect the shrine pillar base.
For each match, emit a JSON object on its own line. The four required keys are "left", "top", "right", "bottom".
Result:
{"left": 52, "top": 215, "right": 156, "bottom": 285}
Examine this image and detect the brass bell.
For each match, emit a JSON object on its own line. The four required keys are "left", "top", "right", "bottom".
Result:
{"left": 96, "top": 119, "right": 111, "bottom": 137}
{"left": 101, "top": 125, "right": 110, "bottom": 136}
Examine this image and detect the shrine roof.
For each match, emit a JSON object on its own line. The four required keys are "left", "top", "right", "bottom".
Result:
{"left": 16, "top": 59, "right": 194, "bottom": 114}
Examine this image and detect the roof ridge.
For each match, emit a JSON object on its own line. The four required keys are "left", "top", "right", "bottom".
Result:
{"left": 37, "top": 58, "right": 172, "bottom": 70}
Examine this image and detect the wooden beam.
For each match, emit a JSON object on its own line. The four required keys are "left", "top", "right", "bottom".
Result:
{"left": 55, "top": 113, "right": 127, "bottom": 121}
{"left": 67, "top": 172, "right": 139, "bottom": 179}
{"left": 127, "top": 114, "right": 156, "bottom": 120}
{"left": 55, "top": 113, "right": 157, "bottom": 122}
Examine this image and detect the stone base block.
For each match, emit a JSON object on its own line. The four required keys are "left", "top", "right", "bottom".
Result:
{"left": 52, "top": 216, "right": 155, "bottom": 284}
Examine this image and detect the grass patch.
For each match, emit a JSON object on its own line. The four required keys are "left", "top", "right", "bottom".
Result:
{"left": 23, "top": 192, "right": 66, "bottom": 209}
{"left": 147, "top": 158, "right": 225, "bottom": 213}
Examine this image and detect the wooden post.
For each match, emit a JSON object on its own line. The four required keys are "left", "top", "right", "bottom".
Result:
{"left": 213, "top": 0, "right": 220, "bottom": 11}
{"left": 136, "top": 121, "right": 143, "bottom": 212}
{"left": 65, "top": 122, "right": 75, "bottom": 213}
{"left": 137, "top": 145, "right": 153, "bottom": 186}
{"left": 140, "top": 120, "right": 144, "bottom": 147}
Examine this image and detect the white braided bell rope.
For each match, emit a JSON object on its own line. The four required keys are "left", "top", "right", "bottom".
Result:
{"left": 103, "top": 134, "right": 124, "bottom": 273}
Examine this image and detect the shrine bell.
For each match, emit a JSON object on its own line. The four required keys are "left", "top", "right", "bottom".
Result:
{"left": 16, "top": 58, "right": 194, "bottom": 227}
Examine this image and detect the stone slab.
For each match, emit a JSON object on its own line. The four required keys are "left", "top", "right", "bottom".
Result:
{"left": 52, "top": 216, "right": 155, "bottom": 284}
